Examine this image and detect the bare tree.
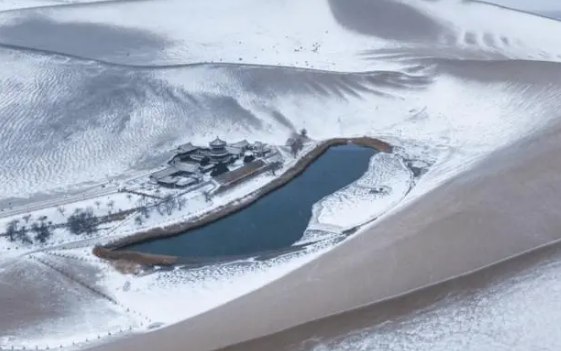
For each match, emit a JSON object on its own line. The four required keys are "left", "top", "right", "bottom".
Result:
{"left": 138, "top": 205, "right": 151, "bottom": 219}
{"left": 177, "top": 197, "right": 187, "bottom": 211}
{"left": 67, "top": 208, "right": 98, "bottom": 235}
{"left": 23, "top": 214, "right": 32, "bottom": 224}
{"left": 160, "top": 195, "right": 177, "bottom": 216}
{"left": 94, "top": 201, "right": 101, "bottom": 209}
{"left": 269, "top": 161, "right": 283, "bottom": 176}
{"left": 136, "top": 197, "right": 146, "bottom": 208}
{"left": 300, "top": 128, "right": 308, "bottom": 139}
{"left": 32, "top": 216, "right": 52, "bottom": 244}
{"left": 126, "top": 194, "right": 132, "bottom": 202}
{"left": 57, "top": 206, "right": 66, "bottom": 217}
{"left": 134, "top": 216, "right": 144, "bottom": 226}
{"left": 15, "top": 224, "right": 31, "bottom": 244}
{"left": 5, "top": 220, "right": 19, "bottom": 242}
{"left": 289, "top": 137, "right": 304, "bottom": 157}
{"left": 203, "top": 191, "right": 211, "bottom": 203}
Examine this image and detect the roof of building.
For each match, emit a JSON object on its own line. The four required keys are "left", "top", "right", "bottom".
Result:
{"left": 215, "top": 159, "right": 267, "bottom": 185}
{"left": 209, "top": 155, "right": 233, "bottom": 164}
{"left": 231, "top": 139, "right": 250, "bottom": 148}
{"left": 200, "top": 164, "right": 215, "bottom": 171}
{"left": 266, "top": 152, "right": 284, "bottom": 163}
{"left": 173, "top": 161, "right": 199, "bottom": 174}
{"left": 175, "top": 176, "right": 199, "bottom": 187}
{"left": 209, "top": 148, "right": 230, "bottom": 157}
{"left": 209, "top": 137, "right": 227, "bottom": 148}
{"left": 177, "top": 142, "right": 199, "bottom": 154}
{"left": 150, "top": 167, "right": 180, "bottom": 180}
{"left": 225, "top": 146, "right": 244, "bottom": 155}
{"left": 158, "top": 176, "right": 178, "bottom": 185}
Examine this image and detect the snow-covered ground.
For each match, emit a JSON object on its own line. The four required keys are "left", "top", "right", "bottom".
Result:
{"left": 1, "top": 0, "right": 560, "bottom": 67}
{"left": 2, "top": 0, "right": 561, "bottom": 349}
{"left": 0, "top": 255, "right": 140, "bottom": 350}
{"left": 95, "top": 237, "right": 343, "bottom": 326}
{"left": 0, "top": 191, "right": 146, "bottom": 258}
{"left": 0, "top": 139, "right": 418, "bottom": 348}
{"left": 307, "top": 243, "right": 561, "bottom": 351}
{"left": 308, "top": 152, "right": 414, "bottom": 232}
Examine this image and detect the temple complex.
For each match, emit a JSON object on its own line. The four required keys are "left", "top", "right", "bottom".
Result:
{"left": 149, "top": 137, "right": 281, "bottom": 188}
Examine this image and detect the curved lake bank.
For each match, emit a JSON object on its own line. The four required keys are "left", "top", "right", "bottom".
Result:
{"left": 93, "top": 137, "right": 392, "bottom": 267}
{"left": 123, "top": 145, "right": 375, "bottom": 258}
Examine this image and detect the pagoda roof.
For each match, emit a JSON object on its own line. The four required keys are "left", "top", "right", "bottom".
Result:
{"left": 209, "top": 137, "right": 227, "bottom": 147}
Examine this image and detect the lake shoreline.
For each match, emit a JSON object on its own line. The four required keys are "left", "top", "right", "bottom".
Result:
{"left": 92, "top": 137, "right": 392, "bottom": 268}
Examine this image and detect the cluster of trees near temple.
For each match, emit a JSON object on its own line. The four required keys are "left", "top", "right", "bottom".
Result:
{"left": 288, "top": 128, "right": 308, "bottom": 157}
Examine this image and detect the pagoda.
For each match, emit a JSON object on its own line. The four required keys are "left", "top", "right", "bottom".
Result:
{"left": 208, "top": 137, "right": 232, "bottom": 164}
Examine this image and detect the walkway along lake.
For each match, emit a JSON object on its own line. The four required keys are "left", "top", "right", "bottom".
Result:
{"left": 121, "top": 145, "right": 376, "bottom": 259}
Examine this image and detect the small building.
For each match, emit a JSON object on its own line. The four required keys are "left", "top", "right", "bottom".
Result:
{"left": 150, "top": 166, "right": 201, "bottom": 188}
{"left": 177, "top": 142, "right": 199, "bottom": 155}
{"left": 188, "top": 150, "right": 209, "bottom": 163}
{"left": 210, "top": 162, "right": 229, "bottom": 177}
{"left": 243, "top": 150, "right": 255, "bottom": 164}
{"left": 225, "top": 146, "right": 244, "bottom": 159}
{"left": 169, "top": 142, "right": 201, "bottom": 164}
{"left": 199, "top": 163, "right": 215, "bottom": 173}
{"left": 150, "top": 167, "right": 179, "bottom": 181}
{"left": 175, "top": 176, "right": 199, "bottom": 187}
{"left": 171, "top": 160, "right": 199, "bottom": 174}
{"left": 214, "top": 159, "right": 268, "bottom": 187}
{"left": 230, "top": 139, "right": 251, "bottom": 150}
{"left": 266, "top": 151, "right": 284, "bottom": 164}
{"left": 252, "top": 141, "right": 271, "bottom": 157}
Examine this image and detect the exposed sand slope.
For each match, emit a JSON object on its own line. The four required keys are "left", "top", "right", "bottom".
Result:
{"left": 217, "top": 220, "right": 561, "bottom": 351}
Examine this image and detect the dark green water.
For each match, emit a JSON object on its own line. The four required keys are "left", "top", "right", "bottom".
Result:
{"left": 124, "top": 145, "right": 375, "bottom": 258}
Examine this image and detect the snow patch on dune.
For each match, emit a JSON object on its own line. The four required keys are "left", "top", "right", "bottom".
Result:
{"left": 0, "top": 255, "right": 138, "bottom": 350}
{"left": 93, "top": 237, "right": 341, "bottom": 325}
{"left": 308, "top": 153, "right": 414, "bottom": 232}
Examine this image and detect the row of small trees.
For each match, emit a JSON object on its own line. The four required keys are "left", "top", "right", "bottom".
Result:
{"left": 58, "top": 198, "right": 119, "bottom": 217}
{"left": 3, "top": 208, "right": 101, "bottom": 245}
{"left": 134, "top": 194, "right": 190, "bottom": 226}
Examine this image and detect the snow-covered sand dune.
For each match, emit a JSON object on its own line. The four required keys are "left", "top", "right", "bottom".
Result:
{"left": 2, "top": 0, "right": 561, "bottom": 350}
{"left": 0, "top": 0, "right": 560, "bottom": 203}
{"left": 2, "top": 49, "right": 561, "bottom": 202}
{"left": 0, "top": 255, "right": 139, "bottom": 350}
{"left": 1, "top": 0, "right": 561, "bottom": 67}
{"left": 306, "top": 152, "right": 414, "bottom": 232}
